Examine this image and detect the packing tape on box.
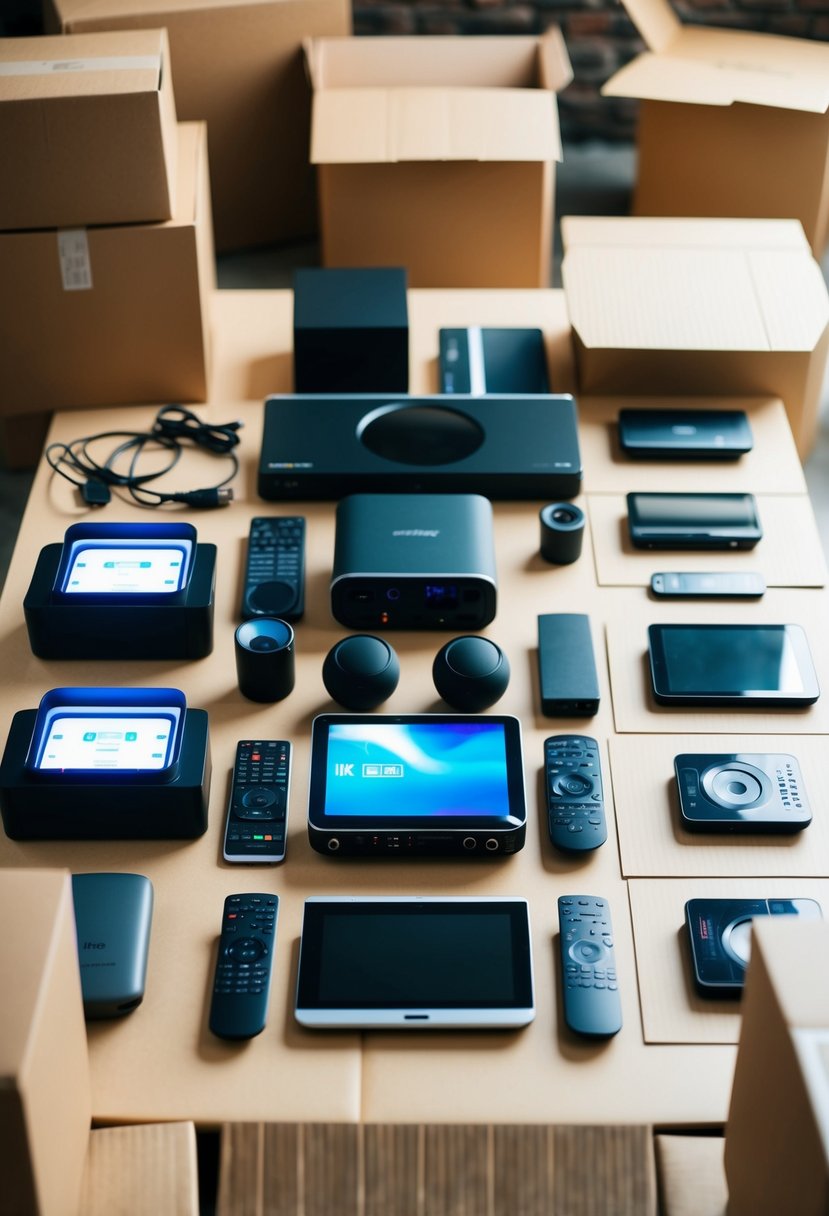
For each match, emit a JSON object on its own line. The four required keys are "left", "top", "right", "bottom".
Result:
{"left": 0, "top": 57, "right": 161, "bottom": 76}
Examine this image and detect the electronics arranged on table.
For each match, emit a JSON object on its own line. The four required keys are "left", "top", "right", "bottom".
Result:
{"left": 209, "top": 893, "right": 278, "bottom": 1040}
{"left": 545, "top": 735, "right": 607, "bottom": 852}
{"left": 558, "top": 895, "right": 622, "bottom": 1037}
{"left": 223, "top": 740, "right": 291, "bottom": 863}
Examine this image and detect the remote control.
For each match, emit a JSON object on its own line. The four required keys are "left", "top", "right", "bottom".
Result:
{"left": 545, "top": 735, "right": 607, "bottom": 852}
{"left": 241, "top": 516, "right": 305, "bottom": 621}
{"left": 558, "top": 895, "right": 622, "bottom": 1037}
{"left": 223, "top": 741, "right": 291, "bottom": 864}
{"left": 209, "top": 893, "right": 278, "bottom": 1040}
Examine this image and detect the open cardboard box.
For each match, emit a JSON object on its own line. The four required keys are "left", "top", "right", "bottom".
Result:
{"left": 602, "top": 0, "right": 829, "bottom": 256}
{"left": 0, "top": 29, "right": 176, "bottom": 230}
{"left": 306, "top": 34, "right": 572, "bottom": 288}
{"left": 727, "top": 919, "right": 829, "bottom": 1215}
{"left": 562, "top": 217, "right": 829, "bottom": 458}
{"left": 0, "top": 121, "right": 214, "bottom": 416}
{"left": 45, "top": 0, "right": 351, "bottom": 253}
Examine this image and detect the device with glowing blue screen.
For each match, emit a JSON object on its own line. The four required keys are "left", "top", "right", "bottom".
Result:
{"left": 0, "top": 687, "right": 210, "bottom": 839}
{"left": 24, "top": 522, "right": 215, "bottom": 659}
{"left": 307, "top": 714, "right": 526, "bottom": 857}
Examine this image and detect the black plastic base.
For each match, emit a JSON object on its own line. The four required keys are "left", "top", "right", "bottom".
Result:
{"left": 308, "top": 823, "right": 526, "bottom": 858}
{"left": 23, "top": 544, "right": 216, "bottom": 660}
{"left": 0, "top": 709, "right": 211, "bottom": 840}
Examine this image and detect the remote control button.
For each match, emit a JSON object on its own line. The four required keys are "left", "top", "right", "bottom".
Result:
{"left": 248, "top": 580, "right": 297, "bottom": 615}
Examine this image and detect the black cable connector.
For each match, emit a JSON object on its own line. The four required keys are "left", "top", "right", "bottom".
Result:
{"left": 81, "top": 480, "right": 111, "bottom": 506}
{"left": 166, "top": 488, "right": 234, "bottom": 509}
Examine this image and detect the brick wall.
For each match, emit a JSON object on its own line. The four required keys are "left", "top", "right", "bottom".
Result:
{"left": 352, "top": 0, "right": 829, "bottom": 140}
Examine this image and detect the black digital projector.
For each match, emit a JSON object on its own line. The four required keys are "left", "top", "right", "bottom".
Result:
{"left": 332, "top": 494, "right": 496, "bottom": 631}
{"left": 258, "top": 394, "right": 582, "bottom": 500}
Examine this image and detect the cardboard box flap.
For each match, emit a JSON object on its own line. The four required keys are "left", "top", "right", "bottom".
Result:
{"left": 306, "top": 32, "right": 570, "bottom": 91}
{"left": 614, "top": 0, "right": 680, "bottom": 54}
{"left": 562, "top": 217, "right": 829, "bottom": 354}
{"left": 604, "top": 24, "right": 829, "bottom": 113}
{"left": 753, "top": 920, "right": 829, "bottom": 1027}
{"left": 0, "top": 29, "right": 167, "bottom": 100}
{"left": 311, "top": 86, "right": 560, "bottom": 164}
{"left": 793, "top": 1029, "right": 829, "bottom": 1159}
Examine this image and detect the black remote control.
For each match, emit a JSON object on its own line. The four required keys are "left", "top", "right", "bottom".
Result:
{"left": 545, "top": 735, "right": 607, "bottom": 852}
{"left": 209, "top": 893, "right": 278, "bottom": 1040}
{"left": 223, "top": 741, "right": 291, "bottom": 864}
{"left": 241, "top": 516, "right": 305, "bottom": 621}
{"left": 558, "top": 895, "right": 622, "bottom": 1037}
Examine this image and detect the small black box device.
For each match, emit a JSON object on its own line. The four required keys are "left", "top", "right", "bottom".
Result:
{"left": 537, "top": 613, "right": 600, "bottom": 717}
{"left": 293, "top": 268, "right": 408, "bottom": 393}
{"left": 24, "top": 522, "right": 215, "bottom": 660}
{"left": 685, "top": 897, "right": 821, "bottom": 996}
{"left": 307, "top": 714, "right": 527, "bottom": 857}
{"left": 72, "top": 873, "right": 153, "bottom": 1018}
{"left": 618, "top": 408, "right": 753, "bottom": 460}
{"left": 627, "top": 492, "right": 762, "bottom": 551}
{"left": 674, "top": 753, "right": 811, "bottom": 834}
{"left": 439, "top": 327, "right": 549, "bottom": 395}
{"left": 331, "top": 493, "right": 497, "bottom": 631}
{"left": 0, "top": 687, "right": 211, "bottom": 840}
{"left": 258, "top": 394, "right": 582, "bottom": 501}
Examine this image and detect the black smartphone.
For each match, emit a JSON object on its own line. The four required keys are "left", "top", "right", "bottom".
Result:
{"left": 439, "top": 327, "right": 549, "bottom": 395}
{"left": 618, "top": 408, "right": 753, "bottom": 460}
{"left": 627, "top": 492, "right": 762, "bottom": 551}
{"left": 650, "top": 572, "right": 766, "bottom": 599}
{"left": 647, "top": 623, "right": 820, "bottom": 708}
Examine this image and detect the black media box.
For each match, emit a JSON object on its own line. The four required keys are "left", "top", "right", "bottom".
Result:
{"left": 331, "top": 493, "right": 497, "bottom": 631}
{"left": 258, "top": 394, "right": 582, "bottom": 501}
{"left": 24, "top": 543, "right": 216, "bottom": 660}
{"left": 0, "top": 710, "right": 211, "bottom": 840}
{"left": 293, "top": 267, "right": 408, "bottom": 393}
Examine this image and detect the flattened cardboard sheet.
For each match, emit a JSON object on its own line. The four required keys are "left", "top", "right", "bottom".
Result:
{"left": 588, "top": 494, "right": 827, "bottom": 589}
{"left": 605, "top": 594, "right": 829, "bottom": 734}
{"left": 628, "top": 877, "right": 829, "bottom": 1044}
{"left": 578, "top": 396, "right": 805, "bottom": 495}
{"left": 609, "top": 734, "right": 829, "bottom": 878}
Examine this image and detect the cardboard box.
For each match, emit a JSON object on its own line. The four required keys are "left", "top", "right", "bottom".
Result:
{"left": 306, "top": 33, "right": 572, "bottom": 289}
{"left": 0, "top": 121, "right": 214, "bottom": 416}
{"left": 726, "top": 919, "right": 829, "bottom": 1215}
{"left": 0, "top": 869, "right": 91, "bottom": 1216}
{"left": 46, "top": 0, "right": 351, "bottom": 253}
{"left": 0, "top": 29, "right": 176, "bottom": 231}
{"left": 601, "top": 0, "right": 829, "bottom": 256}
{"left": 80, "top": 1123, "right": 199, "bottom": 1216}
{"left": 562, "top": 217, "right": 829, "bottom": 458}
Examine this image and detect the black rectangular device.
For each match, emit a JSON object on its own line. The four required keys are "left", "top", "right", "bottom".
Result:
{"left": 293, "top": 267, "right": 408, "bottom": 393}
{"left": 258, "top": 394, "right": 582, "bottom": 501}
{"left": 537, "top": 613, "right": 600, "bottom": 717}
{"left": 685, "top": 897, "right": 821, "bottom": 996}
{"left": 72, "top": 872, "right": 153, "bottom": 1018}
{"left": 650, "top": 571, "right": 765, "bottom": 599}
{"left": 439, "top": 327, "right": 549, "bottom": 395}
{"left": 307, "top": 714, "right": 526, "bottom": 857}
{"left": 674, "top": 753, "right": 811, "bottom": 834}
{"left": 618, "top": 408, "right": 753, "bottom": 459}
{"left": 627, "top": 492, "right": 762, "bottom": 550}
{"left": 331, "top": 493, "right": 497, "bottom": 631}
{"left": 295, "top": 897, "right": 535, "bottom": 1029}
{"left": 647, "top": 623, "right": 820, "bottom": 708}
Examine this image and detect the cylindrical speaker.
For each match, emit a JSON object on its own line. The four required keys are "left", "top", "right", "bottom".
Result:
{"left": 235, "top": 618, "right": 295, "bottom": 703}
{"left": 432, "top": 636, "right": 510, "bottom": 712}
{"left": 322, "top": 634, "right": 400, "bottom": 710}
{"left": 539, "top": 502, "right": 585, "bottom": 565}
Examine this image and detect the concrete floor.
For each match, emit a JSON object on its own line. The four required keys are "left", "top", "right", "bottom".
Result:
{"left": 2, "top": 142, "right": 827, "bottom": 588}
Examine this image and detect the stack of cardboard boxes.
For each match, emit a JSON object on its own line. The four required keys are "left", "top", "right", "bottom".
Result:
{"left": 0, "top": 29, "right": 214, "bottom": 463}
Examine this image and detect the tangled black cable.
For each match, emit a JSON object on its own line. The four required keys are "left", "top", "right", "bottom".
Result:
{"left": 44, "top": 405, "right": 243, "bottom": 509}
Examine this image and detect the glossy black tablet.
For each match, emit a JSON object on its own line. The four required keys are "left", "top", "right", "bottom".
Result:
{"left": 648, "top": 624, "right": 820, "bottom": 707}
{"left": 618, "top": 408, "right": 753, "bottom": 460}
{"left": 295, "top": 897, "right": 535, "bottom": 1028}
{"left": 627, "top": 493, "right": 762, "bottom": 551}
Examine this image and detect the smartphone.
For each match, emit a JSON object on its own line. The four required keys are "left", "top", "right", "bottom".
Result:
{"left": 627, "top": 492, "right": 763, "bottom": 551}
{"left": 650, "top": 572, "right": 766, "bottom": 599}
{"left": 439, "top": 327, "right": 549, "bottom": 395}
